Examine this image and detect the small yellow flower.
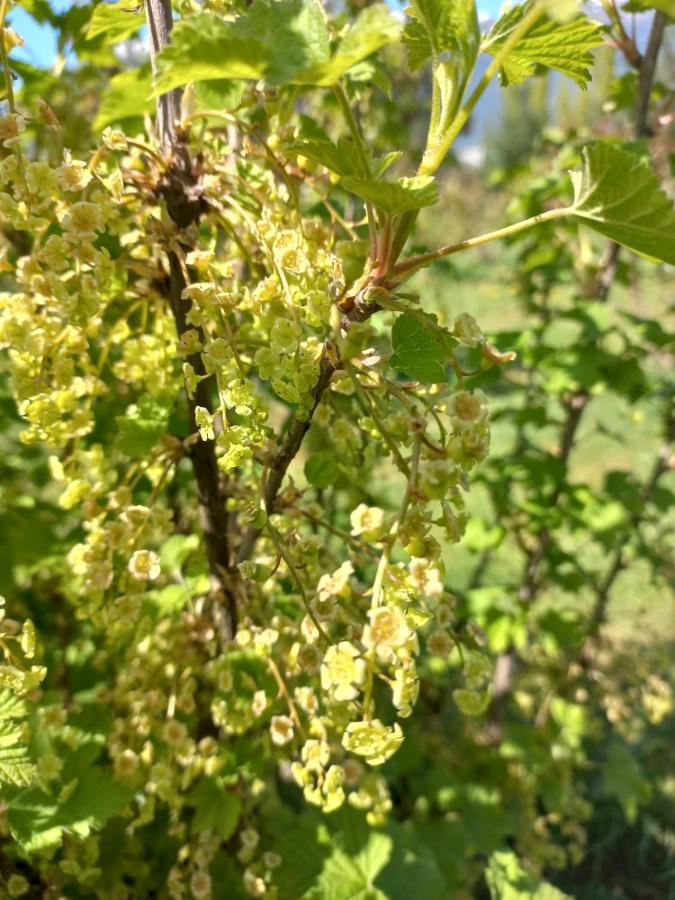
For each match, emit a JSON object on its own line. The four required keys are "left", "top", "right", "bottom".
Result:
{"left": 322, "top": 763, "right": 345, "bottom": 812}
{"left": 0, "top": 113, "right": 26, "bottom": 148}
{"left": 7, "top": 874, "right": 30, "bottom": 898}
{"left": 57, "top": 157, "right": 93, "bottom": 191}
{"left": 408, "top": 557, "right": 444, "bottom": 597}
{"left": 270, "top": 714, "right": 294, "bottom": 746}
{"left": 128, "top": 549, "right": 161, "bottom": 582}
{"left": 62, "top": 201, "right": 104, "bottom": 239}
{"left": 240, "top": 828, "right": 259, "bottom": 849}
{"left": 190, "top": 871, "right": 212, "bottom": 899}
{"left": 453, "top": 312, "right": 482, "bottom": 347}
{"left": 342, "top": 719, "right": 404, "bottom": 766}
{"left": 320, "top": 641, "right": 367, "bottom": 702}
{"left": 101, "top": 127, "right": 128, "bottom": 151}
{"left": 300, "top": 738, "right": 329, "bottom": 772}
{"left": 362, "top": 606, "right": 411, "bottom": 653}
{"left": 195, "top": 405, "right": 215, "bottom": 440}
{"left": 350, "top": 503, "right": 385, "bottom": 539}
{"left": 427, "top": 630, "right": 453, "bottom": 657}
{"left": 243, "top": 869, "right": 266, "bottom": 897}
{"left": 448, "top": 389, "right": 489, "bottom": 430}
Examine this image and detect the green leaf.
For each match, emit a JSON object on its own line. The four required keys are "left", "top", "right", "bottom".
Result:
{"left": 309, "top": 832, "right": 391, "bottom": 899}
{"left": 390, "top": 313, "right": 450, "bottom": 383}
{"left": 486, "top": 851, "right": 572, "bottom": 900}
{"left": 484, "top": 2, "right": 604, "bottom": 89}
{"left": 403, "top": 0, "right": 479, "bottom": 121}
{"left": 570, "top": 143, "right": 675, "bottom": 265}
{"left": 294, "top": 3, "right": 401, "bottom": 86}
{"left": 288, "top": 139, "right": 366, "bottom": 178}
{"left": 94, "top": 65, "right": 154, "bottom": 131}
{"left": 288, "top": 139, "right": 402, "bottom": 180}
{"left": 0, "top": 691, "right": 35, "bottom": 788}
{"left": 341, "top": 175, "right": 438, "bottom": 215}
{"left": 114, "top": 395, "right": 171, "bottom": 459}
{"left": 8, "top": 771, "right": 133, "bottom": 852}
{"left": 304, "top": 453, "right": 338, "bottom": 489}
{"left": 193, "top": 79, "right": 246, "bottom": 114}
{"left": 154, "top": 1, "right": 399, "bottom": 93}
{"left": 601, "top": 743, "right": 652, "bottom": 823}
{"left": 189, "top": 779, "right": 242, "bottom": 840}
{"left": 86, "top": 1, "right": 143, "bottom": 44}
{"left": 159, "top": 534, "right": 200, "bottom": 574}
{"left": 154, "top": 2, "right": 329, "bottom": 93}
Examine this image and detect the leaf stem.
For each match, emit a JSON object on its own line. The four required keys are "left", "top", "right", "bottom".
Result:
{"left": 392, "top": 206, "right": 571, "bottom": 277}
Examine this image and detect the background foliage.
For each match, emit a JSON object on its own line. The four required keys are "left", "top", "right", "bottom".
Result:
{"left": 0, "top": 1, "right": 673, "bottom": 898}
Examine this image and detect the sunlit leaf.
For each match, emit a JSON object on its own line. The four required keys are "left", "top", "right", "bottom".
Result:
{"left": 570, "top": 143, "right": 675, "bottom": 264}
{"left": 484, "top": 1, "right": 604, "bottom": 89}
{"left": 86, "top": 1, "right": 143, "bottom": 44}
{"left": 341, "top": 175, "right": 439, "bottom": 215}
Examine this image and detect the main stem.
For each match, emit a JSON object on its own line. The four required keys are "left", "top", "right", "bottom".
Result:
{"left": 145, "top": 0, "right": 237, "bottom": 639}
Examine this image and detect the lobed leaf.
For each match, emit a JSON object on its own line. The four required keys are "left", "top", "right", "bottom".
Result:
{"left": 341, "top": 175, "right": 439, "bottom": 215}
{"left": 570, "top": 143, "right": 675, "bottom": 265}
{"left": 484, "top": 1, "right": 605, "bottom": 89}
{"left": 295, "top": 3, "right": 401, "bottom": 86}
{"left": 86, "top": 1, "right": 144, "bottom": 44}
{"left": 94, "top": 65, "right": 154, "bottom": 130}
{"left": 390, "top": 312, "right": 451, "bottom": 383}
{"left": 154, "top": 0, "right": 399, "bottom": 94}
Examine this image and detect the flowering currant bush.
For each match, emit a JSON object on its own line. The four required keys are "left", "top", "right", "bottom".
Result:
{"left": 0, "top": 0, "right": 673, "bottom": 897}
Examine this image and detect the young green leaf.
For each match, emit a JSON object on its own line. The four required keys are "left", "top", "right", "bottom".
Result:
{"left": 189, "top": 780, "right": 242, "bottom": 840}
{"left": 288, "top": 139, "right": 402, "bottom": 179}
{"left": 0, "top": 692, "right": 35, "bottom": 788}
{"left": 570, "top": 143, "right": 675, "bottom": 265}
{"left": 305, "top": 453, "right": 339, "bottom": 489}
{"left": 287, "top": 139, "right": 366, "bottom": 178}
{"left": 390, "top": 313, "right": 450, "bottom": 383}
{"left": 484, "top": 1, "right": 604, "bottom": 89}
{"left": 294, "top": 3, "right": 401, "bottom": 86}
{"left": 341, "top": 175, "right": 439, "bottom": 215}
{"left": 94, "top": 66, "right": 154, "bottom": 131}
{"left": 114, "top": 396, "right": 171, "bottom": 459}
{"left": 486, "top": 851, "right": 572, "bottom": 899}
{"left": 154, "top": 2, "right": 330, "bottom": 94}
{"left": 404, "top": 0, "right": 480, "bottom": 124}
{"left": 86, "top": 1, "right": 143, "bottom": 44}
{"left": 154, "top": 0, "right": 399, "bottom": 93}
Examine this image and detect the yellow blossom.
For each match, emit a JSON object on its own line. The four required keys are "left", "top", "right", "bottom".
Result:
{"left": 128, "top": 549, "right": 161, "bottom": 582}
{"left": 270, "top": 714, "right": 294, "bottom": 746}
{"left": 0, "top": 113, "right": 26, "bottom": 148}
{"left": 349, "top": 503, "right": 385, "bottom": 539}
{"left": 56, "top": 155, "right": 93, "bottom": 191}
{"left": 320, "top": 641, "right": 366, "bottom": 702}
{"left": 342, "top": 719, "right": 404, "bottom": 765}
{"left": 408, "top": 557, "right": 444, "bottom": 597}
{"left": 362, "top": 605, "right": 411, "bottom": 653}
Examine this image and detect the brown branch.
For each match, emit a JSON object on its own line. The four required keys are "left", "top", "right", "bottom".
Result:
{"left": 635, "top": 12, "right": 667, "bottom": 138}
{"left": 145, "top": 0, "right": 237, "bottom": 638}
{"left": 236, "top": 351, "right": 337, "bottom": 564}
